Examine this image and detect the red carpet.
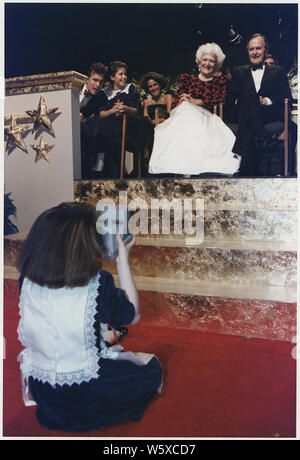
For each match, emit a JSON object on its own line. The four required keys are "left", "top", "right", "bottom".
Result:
{"left": 3, "top": 304, "right": 296, "bottom": 438}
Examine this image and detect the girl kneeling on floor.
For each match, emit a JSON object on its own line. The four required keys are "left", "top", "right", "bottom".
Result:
{"left": 16, "top": 201, "right": 163, "bottom": 432}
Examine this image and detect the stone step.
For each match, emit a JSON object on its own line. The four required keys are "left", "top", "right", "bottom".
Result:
{"left": 5, "top": 233, "right": 296, "bottom": 290}
{"left": 3, "top": 277, "right": 296, "bottom": 341}
{"left": 135, "top": 290, "right": 296, "bottom": 341}
{"left": 4, "top": 231, "right": 296, "bottom": 250}
{"left": 4, "top": 264, "right": 296, "bottom": 304}
{"left": 98, "top": 209, "right": 295, "bottom": 244}
{"left": 135, "top": 235, "right": 296, "bottom": 251}
{"left": 101, "top": 245, "right": 296, "bottom": 289}
{"left": 74, "top": 178, "right": 297, "bottom": 243}
{"left": 74, "top": 178, "right": 297, "bottom": 211}
{"left": 117, "top": 275, "right": 296, "bottom": 303}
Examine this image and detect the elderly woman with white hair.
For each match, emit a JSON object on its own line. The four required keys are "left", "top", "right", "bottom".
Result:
{"left": 148, "top": 42, "right": 240, "bottom": 176}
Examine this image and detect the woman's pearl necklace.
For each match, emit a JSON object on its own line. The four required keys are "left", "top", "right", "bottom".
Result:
{"left": 198, "top": 73, "right": 214, "bottom": 82}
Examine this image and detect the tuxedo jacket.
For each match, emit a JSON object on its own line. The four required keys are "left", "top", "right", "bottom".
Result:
{"left": 228, "top": 64, "right": 292, "bottom": 125}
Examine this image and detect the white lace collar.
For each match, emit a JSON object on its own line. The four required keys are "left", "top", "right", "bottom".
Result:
{"left": 104, "top": 83, "right": 131, "bottom": 100}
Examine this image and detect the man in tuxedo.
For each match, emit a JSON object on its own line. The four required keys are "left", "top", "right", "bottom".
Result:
{"left": 79, "top": 62, "right": 107, "bottom": 109}
{"left": 79, "top": 62, "right": 108, "bottom": 179}
{"left": 229, "top": 33, "right": 292, "bottom": 176}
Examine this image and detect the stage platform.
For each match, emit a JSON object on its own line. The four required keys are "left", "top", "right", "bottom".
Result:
{"left": 4, "top": 177, "right": 297, "bottom": 342}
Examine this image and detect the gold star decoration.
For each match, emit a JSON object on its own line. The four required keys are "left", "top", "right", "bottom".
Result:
{"left": 26, "top": 96, "right": 58, "bottom": 135}
{"left": 5, "top": 114, "right": 30, "bottom": 152}
{"left": 31, "top": 135, "right": 54, "bottom": 163}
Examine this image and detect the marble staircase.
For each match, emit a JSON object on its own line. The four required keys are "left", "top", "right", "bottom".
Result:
{"left": 78, "top": 177, "right": 297, "bottom": 341}
{"left": 4, "top": 177, "right": 297, "bottom": 342}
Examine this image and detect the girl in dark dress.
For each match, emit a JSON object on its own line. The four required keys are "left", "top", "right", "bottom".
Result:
{"left": 100, "top": 61, "right": 140, "bottom": 124}
{"left": 17, "top": 202, "right": 163, "bottom": 432}
{"left": 140, "top": 72, "right": 173, "bottom": 167}
{"left": 140, "top": 72, "right": 173, "bottom": 120}
{"left": 81, "top": 61, "right": 141, "bottom": 178}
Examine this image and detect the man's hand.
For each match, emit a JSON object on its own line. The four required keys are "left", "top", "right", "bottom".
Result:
{"left": 259, "top": 96, "right": 269, "bottom": 105}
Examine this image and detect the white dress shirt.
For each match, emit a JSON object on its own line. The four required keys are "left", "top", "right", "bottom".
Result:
{"left": 251, "top": 65, "right": 272, "bottom": 105}
{"left": 79, "top": 83, "right": 92, "bottom": 108}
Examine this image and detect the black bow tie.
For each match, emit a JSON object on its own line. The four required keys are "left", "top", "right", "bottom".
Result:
{"left": 251, "top": 64, "right": 263, "bottom": 71}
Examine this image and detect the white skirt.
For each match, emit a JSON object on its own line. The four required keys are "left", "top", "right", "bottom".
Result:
{"left": 148, "top": 101, "right": 241, "bottom": 175}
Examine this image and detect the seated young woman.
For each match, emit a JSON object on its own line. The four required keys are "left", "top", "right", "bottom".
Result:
{"left": 140, "top": 72, "right": 173, "bottom": 164}
{"left": 148, "top": 43, "right": 241, "bottom": 177}
{"left": 141, "top": 72, "right": 173, "bottom": 120}
{"left": 81, "top": 61, "right": 141, "bottom": 178}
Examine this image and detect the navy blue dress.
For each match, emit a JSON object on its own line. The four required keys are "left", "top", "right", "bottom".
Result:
{"left": 21, "top": 271, "right": 162, "bottom": 433}
{"left": 80, "top": 84, "right": 142, "bottom": 177}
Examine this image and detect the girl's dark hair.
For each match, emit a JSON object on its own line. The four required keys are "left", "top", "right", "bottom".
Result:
{"left": 17, "top": 201, "right": 103, "bottom": 289}
{"left": 140, "top": 72, "right": 167, "bottom": 93}
{"left": 108, "top": 61, "right": 128, "bottom": 79}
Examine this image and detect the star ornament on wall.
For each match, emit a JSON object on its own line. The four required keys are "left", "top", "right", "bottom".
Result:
{"left": 5, "top": 114, "right": 30, "bottom": 152}
{"left": 31, "top": 135, "right": 54, "bottom": 163}
{"left": 26, "top": 96, "right": 58, "bottom": 135}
